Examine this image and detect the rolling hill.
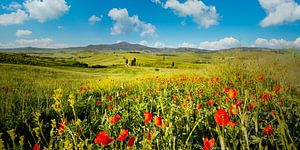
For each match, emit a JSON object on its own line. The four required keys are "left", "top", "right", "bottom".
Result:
{"left": 0, "top": 41, "right": 282, "bottom": 53}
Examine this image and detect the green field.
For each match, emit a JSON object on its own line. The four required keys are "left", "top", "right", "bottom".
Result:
{"left": 0, "top": 50, "right": 299, "bottom": 149}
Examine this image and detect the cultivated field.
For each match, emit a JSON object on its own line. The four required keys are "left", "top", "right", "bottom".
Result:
{"left": 0, "top": 50, "right": 299, "bottom": 149}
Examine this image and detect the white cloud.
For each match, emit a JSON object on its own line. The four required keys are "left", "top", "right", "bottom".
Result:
{"left": 259, "top": 0, "right": 300, "bottom": 27}
{"left": 108, "top": 8, "right": 156, "bottom": 37}
{"left": 153, "top": 42, "right": 165, "bottom": 48}
{"left": 15, "top": 38, "right": 53, "bottom": 47}
{"left": 198, "top": 37, "right": 240, "bottom": 50}
{"left": 24, "top": 0, "right": 70, "bottom": 23}
{"left": 57, "top": 25, "right": 63, "bottom": 29}
{"left": 178, "top": 42, "right": 196, "bottom": 48}
{"left": 0, "top": 38, "right": 73, "bottom": 48}
{"left": 151, "top": 0, "right": 162, "bottom": 5}
{"left": 0, "top": 9, "right": 28, "bottom": 25}
{"left": 115, "top": 40, "right": 124, "bottom": 43}
{"left": 16, "top": 29, "right": 32, "bottom": 37}
{"left": 1, "top": 2, "right": 22, "bottom": 11}
{"left": 255, "top": 37, "right": 300, "bottom": 48}
{"left": 164, "top": 0, "right": 219, "bottom": 28}
{"left": 139, "top": 40, "right": 148, "bottom": 46}
{"left": 0, "top": 0, "right": 70, "bottom": 25}
{"left": 88, "top": 15, "right": 102, "bottom": 24}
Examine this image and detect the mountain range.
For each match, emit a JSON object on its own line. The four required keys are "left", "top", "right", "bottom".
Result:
{"left": 0, "top": 41, "right": 276, "bottom": 53}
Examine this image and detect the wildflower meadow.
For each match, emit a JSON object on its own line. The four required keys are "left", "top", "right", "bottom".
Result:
{"left": 0, "top": 51, "right": 299, "bottom": 150}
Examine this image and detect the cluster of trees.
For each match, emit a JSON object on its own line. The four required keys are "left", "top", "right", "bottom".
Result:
{"left": 0, "top": 53, "right": 89, "bottom": 68}
{"left": 124, "top": 56, "right": 175, "bottom": 68}
{"left": 125, "top": 57, "right": 137, "bottom": 66}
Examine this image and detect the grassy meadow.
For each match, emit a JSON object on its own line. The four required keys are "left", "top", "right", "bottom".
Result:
{"left": 0, "top": 50, "right": 299, "bottom": 149}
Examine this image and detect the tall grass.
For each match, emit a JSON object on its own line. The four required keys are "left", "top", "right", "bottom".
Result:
{"left": 0, "top": 51, "right": 299, "bottom": 149}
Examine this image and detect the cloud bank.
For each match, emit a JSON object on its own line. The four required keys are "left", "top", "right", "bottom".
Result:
{"left": 108, "top": 8, "right": 157, "bottom": 37}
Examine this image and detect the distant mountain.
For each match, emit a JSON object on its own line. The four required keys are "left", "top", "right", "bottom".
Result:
{"left": 67, "top": 42, "right": 159, "bottom": 52}
{"left": 0, "top": 42, "right": 284, "bottom": 53}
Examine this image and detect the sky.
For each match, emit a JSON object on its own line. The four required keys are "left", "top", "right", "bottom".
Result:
{"left": 0, "top": 0, "right": 300, "bottom": 50}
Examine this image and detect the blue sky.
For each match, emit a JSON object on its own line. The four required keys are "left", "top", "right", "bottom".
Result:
{"left": 0, "top": 0, "right": 299, "bottom": 49}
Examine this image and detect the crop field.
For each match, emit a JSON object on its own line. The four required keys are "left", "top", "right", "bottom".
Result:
{"left": 0, "top": 50, "right": 299, "bottom": 150}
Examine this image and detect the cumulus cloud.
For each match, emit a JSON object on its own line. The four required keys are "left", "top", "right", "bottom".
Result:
{"left": 139, "top": 40, "right": 149, "bottom": 46}
{"left": 198, "top": 37, "right": 240, "bottom": 50}
{"left": 0, "top": 9, "right": 28, "bottom": 25}
{"left": 255, "top": 37, "right": 300, "bottom": 48}
{"left": 259, "top": 0, "right": 300, "bottom": 27}
{"left": 88, "top": 15, "right": 102, "bottom": 24}
{"left": 0, "top": 0, "right": 70, "bottom": 25}
{"left": 164, "top": 0, "right": 219, "bottom": 28}
{"left": 151, "top": 0, "right": 162, "bottom": 5}
{"left": 24, "top": 0, "right": 70, "bottom": 23}
{"left": 178, "top": 42, "right": 196, "bottom": 48}
{"left": 1, "top": 2, "right": 22, "bottom": 11}
{"left": 108, "top": 8, "right": 156, "bottom": 37}
{"left": 153, "top": 42, "right": 166, "bottom": 48}
{"left": 15, "top": 38, "right": 53, "bottom": 47}
{"left": 16, "top": 29, "right": 32, "bottom": 37}
{"left": 0, "top": 38, "right": 73, "bottom": 48}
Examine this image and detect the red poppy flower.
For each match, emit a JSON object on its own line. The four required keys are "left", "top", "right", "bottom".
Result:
{"left": 273, "top": 85, "right": 281, "bottom": 93}
{"left": 197, "top": 90, "right": 201, "bottom": 95}
{"left": 107, "top": 95, "right": 111, "bottom": 101}
{"left": 147, "top": 131, "right": 151, "bottom": 141}
{"left": 229, "top": 105, "right": 239, "bottom": 116}
{"left": 228, "top": 121, "right": 236, "bottom": 127}
{"left": 127, "top": 137, "right": 135, "bottom": 148}
{"left": 154, "top": 116, "right": 162, "bottom": 127}
{"left": 222, "top": 86, "right": 229, "bottom": 94}
{"left": 248, "top": 102, "right": 255, "bottom": 111}
{"left": 95, "top": 100, "right": 101, "bottom": 105}
{"left": 235, "top": 100, "right": 242, "bottom": 106}
{"left": 227, "top": 89, "right": 237, "bottom": 99}
{"left": 203, "top": 136, "right": 215, "bottom": 150}
{"left": 144, "top": 112, "right": 152, "bottom": 123}
{"left": 79, "top": 87, "right": 84, "bottom": 92}
{"left": 262, "top": 92, "right": 272, "bottom": 102}
{"left": 109, "top": 113, "right": 122, "bottom": 125}
{"left": 33, "top": 143, "right": 40, "bottom": 150}
{"left": 58, "top": 119, "right": 68, "bottom": 133}
{"left": 196, "top": 104, "right": 201, "bottom": 110}
{"left": 164, "top": 120, "right": 170, "bottom": 127}
{"left": 258, "top": 75, "right": 264, "bottom": 81}
{"left": 94, "top": 131, "right": 114, "bottom": 147}
{"left": 214, "top": 109, "right": 229, "bottom": 126}
{"left": 109, "top": 104, "right": 113, "bottom": 110}
{"left": 208, "top": 99, "right": 215, "bottom": 106}
{"left": 172, "top": 95, "right": 178, "bottom": 101}
{"left": 117, "top": 129, "right": 129, "bottom": 141}
{"left": 210, "top": 77, "right": 214, "bottom": 84}
{"left": 262, "top": 124, "right": 273, "bottom": 135}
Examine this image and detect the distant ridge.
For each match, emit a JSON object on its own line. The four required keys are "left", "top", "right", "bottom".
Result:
{"left": 70, "top": 42, "right": 159, "bottom": 52}
{"left": 0, "top": 41, "right": 285, "bottom": 53}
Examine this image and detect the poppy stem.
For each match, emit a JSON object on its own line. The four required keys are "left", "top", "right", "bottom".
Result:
{"left": 241, "top": 126, "right": 249, "bottom": 150}
{"left": 217, "top": 126, "right": 226, "bottom": 150}
{"left": 184, "top": 119, "right": 200, "bottom": 148}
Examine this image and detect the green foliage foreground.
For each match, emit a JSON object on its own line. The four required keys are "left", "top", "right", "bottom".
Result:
{"left": 0, "top": 51, "right": 299, "bottom": 150}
